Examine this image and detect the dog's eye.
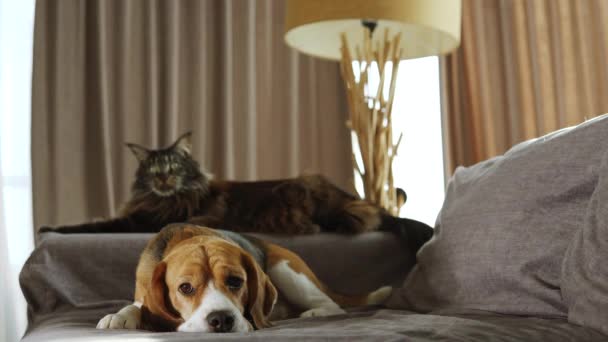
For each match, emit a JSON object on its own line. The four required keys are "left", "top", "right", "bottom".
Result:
{"left": 179, "top": 282, "right": 195, "bottom": 295}
{"left": 226, "top": 276, "right": 244, "bottom": 290}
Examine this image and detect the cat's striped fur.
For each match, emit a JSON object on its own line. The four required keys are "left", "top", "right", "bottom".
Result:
{"left": 41, "top": 133, "right": 433, "bottom": 251}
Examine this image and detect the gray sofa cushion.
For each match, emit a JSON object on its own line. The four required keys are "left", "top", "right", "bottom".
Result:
{"left": 388, "top": 114, "right": 608, "bottom": 318}
{"left": 22, "top": 231, "right": 413, "bottom": 319}
{"left": 22, "top": 308, "right": 607, "bottom": 341}
{"left": 19, "top": 231, "right": 607, "bottom": 341}
{"left": 562, "top": 149, "right": 608, "bottom": 335}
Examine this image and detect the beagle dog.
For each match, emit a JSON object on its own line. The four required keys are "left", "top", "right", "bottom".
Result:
{"left": 97, "top": 223, "right": 392, "bottom": 333}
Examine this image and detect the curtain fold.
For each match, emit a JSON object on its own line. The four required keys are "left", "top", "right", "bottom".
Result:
{"left": 442, "top": 0, "right": 608, "bottom": 174}
{"left": 32, "top": 0, "right": 352, "bottom": 228}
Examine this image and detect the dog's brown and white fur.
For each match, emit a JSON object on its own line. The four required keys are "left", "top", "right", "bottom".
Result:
{"left": 97, "top": 224, "right": 391, "bottom": 333}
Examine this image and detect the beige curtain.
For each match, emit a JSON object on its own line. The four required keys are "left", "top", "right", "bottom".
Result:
{"left": 32, "top": 0, "right": 352, "bottom": 228}
{"left": 442, "top": 0, "right": 608, "bottom": 174}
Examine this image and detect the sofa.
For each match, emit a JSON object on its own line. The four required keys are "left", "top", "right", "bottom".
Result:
{"left": 20, "top": 115, "right": 608, "bottom": 341}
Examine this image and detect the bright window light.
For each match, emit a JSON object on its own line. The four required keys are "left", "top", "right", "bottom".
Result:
{"left": 350, "top": 57, "right": 445, "bottom": 227}
{"left": 0, "top": 0, "right": 36, "bottom": 340}
{"left": 391, "top": 57, "right": 444, "bottom": 226}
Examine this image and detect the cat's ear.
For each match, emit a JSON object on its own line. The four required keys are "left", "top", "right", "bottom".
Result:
{"left": 172, "top": 132, "right": 192, "bottom": 155}
{"left": 126, "top": 143, "right": 150, "bottom": 162}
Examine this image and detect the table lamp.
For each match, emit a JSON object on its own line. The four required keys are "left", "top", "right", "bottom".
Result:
{"left": 285, "top": 0, "right": 461, "bottom": 214}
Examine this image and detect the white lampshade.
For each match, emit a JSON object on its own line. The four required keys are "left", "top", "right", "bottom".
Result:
{"left": 284, "top": 0, "right": 462, "bottom": 61}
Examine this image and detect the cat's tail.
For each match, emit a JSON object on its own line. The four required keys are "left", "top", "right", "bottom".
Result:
{"left": 378, "top": 215, "right": 434, "bottom": 253}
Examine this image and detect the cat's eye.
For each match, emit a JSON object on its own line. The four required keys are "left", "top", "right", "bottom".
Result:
{"left": 226, "top": 276, "right": 244, "bottom": 290}
{"left": 179, "top": 282, "right": 195, "bottom": 295}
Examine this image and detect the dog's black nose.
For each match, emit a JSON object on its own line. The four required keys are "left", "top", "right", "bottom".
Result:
{"left": 207, "top": 310, "right": 235, "bottom": 333}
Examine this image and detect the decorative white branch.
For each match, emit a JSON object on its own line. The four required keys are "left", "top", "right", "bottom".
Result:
{"left": 340, "top": 29, "right": 403, "bottom": 215}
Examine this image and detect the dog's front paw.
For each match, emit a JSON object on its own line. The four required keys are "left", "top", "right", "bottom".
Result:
{"left": 96, "top": 306, "right": 141, "bottom": 330}
{"left": 300, "top": 306, "right": 346, "bottom": 318}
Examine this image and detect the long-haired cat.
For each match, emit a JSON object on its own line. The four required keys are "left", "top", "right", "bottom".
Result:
{"left": 41, "top": 133, "right": 433, "bottom": 251}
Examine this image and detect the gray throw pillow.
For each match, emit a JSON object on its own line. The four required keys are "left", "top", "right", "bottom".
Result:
{"left": 388, "top": 114, "right": 608, "bottom": 318}
{"left": 562, "top": 150, "right": 608, "bottom": 335}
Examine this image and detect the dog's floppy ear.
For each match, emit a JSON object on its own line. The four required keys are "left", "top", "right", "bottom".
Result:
{"left": 142, "top": 262, "right": 184, "bottom": 331}
{"left": 243, "top": 252, "right": 277, "bottom": 330}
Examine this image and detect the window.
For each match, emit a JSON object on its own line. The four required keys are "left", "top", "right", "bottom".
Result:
{"left": 0, "top": 0, "right": 36, "bottom": 340}
{"left": 391, "top": 57, "right": 444, "bottom": 227}
{"left": 352, "top": 57, "right": 445, "bottom": 227}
